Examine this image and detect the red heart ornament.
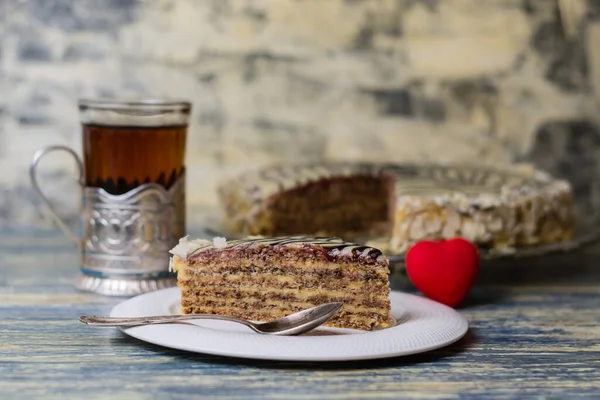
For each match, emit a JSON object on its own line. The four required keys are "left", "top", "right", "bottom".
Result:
{"left": 405, "top": 238, "right": 480, "bottom": 307}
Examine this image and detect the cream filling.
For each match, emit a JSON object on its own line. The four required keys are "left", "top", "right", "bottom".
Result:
{"left": 181, "top": 297, "right": 388, "bottom": 315}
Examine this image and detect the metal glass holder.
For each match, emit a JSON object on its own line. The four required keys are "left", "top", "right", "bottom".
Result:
{"left": 30, "top": 145, "right": 184, "bottom": 296}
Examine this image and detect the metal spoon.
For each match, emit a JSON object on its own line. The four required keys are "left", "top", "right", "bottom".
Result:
{"left": 79, "top": 302, "right": 343, "bottom": 336}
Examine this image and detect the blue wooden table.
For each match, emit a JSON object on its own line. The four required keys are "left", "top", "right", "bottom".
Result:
{"left": 1, "top": 229, "right": 599, "bottom": 399}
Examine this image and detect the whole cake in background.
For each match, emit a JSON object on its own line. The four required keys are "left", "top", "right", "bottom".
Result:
{"left": 218, "top": 162, "right": 574, "bottom": 254}
{"left": 170, "top": 235, "right": 392, "bottom": 331}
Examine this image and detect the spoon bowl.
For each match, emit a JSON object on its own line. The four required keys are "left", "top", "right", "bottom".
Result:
{"left": 79, "top": 302, "right": 344, "bottom": 336}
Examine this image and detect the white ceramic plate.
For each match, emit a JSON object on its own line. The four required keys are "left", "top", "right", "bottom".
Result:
{"left": 110, "top": 287, "right": 469, "bottom": 362}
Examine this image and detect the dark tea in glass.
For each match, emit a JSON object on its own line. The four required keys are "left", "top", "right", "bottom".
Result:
{"left": 79, "top": 100, "right": 190, "bottom": 195}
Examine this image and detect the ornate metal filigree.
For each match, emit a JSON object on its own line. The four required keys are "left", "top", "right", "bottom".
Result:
{"left": 80, "top": 174, "right": 185, "bottom": 277}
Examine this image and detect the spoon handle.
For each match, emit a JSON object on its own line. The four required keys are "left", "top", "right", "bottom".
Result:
{"left": 79, "top": 314, "right": 248, "bottom": 327}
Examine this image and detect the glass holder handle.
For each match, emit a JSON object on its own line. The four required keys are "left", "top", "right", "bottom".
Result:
{"left": 29, "top": 145, "right": 84, "bottom": 245}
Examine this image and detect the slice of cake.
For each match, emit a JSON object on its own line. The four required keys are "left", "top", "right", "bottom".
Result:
{"left": 217, "top": 162, "right": 574, "bottom": 253}
{"left": 169, "top": 235, "right": 392, "bottom": 331}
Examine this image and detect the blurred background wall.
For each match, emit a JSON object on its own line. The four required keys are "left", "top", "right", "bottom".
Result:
{"left": 1, "top": 0, "right": 599, "bottom": 230}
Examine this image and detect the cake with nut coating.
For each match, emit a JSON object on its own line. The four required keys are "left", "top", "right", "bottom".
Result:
{"left": 217, "top": 163, "right": 574, "bottom": 254}
{"left": 169, "top": 235, "right": 392, "bottom": 331}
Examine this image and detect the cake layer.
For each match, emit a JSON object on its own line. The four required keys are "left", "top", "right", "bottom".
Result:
{"left": 177, "top": 273, "right": 388, "bottom": 292}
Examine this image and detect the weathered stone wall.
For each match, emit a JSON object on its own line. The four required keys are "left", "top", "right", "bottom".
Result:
{"left": 1, "top": 0, "right": 599, "bottom": 230}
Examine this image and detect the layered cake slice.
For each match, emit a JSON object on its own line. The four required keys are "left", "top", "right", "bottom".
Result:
{"left": 169, "top": 235, "right": 392, "bottom": 331}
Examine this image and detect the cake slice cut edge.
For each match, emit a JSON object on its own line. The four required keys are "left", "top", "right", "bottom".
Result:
{"left": 169, "top": 235, "right": 393, "bottom": 331}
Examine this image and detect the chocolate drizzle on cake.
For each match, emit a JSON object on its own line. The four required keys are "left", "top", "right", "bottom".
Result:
{"left": 183, "top": 235, "right": 384, "bottom": 263}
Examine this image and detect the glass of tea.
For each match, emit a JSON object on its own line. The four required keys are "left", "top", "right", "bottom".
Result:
{"left": 30, "top": 98, "right": 192, "bottom": 296}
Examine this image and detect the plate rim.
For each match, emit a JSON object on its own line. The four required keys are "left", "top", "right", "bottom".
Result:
{"left": 110, "top": 288, "right": 469, "bottom": 362}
